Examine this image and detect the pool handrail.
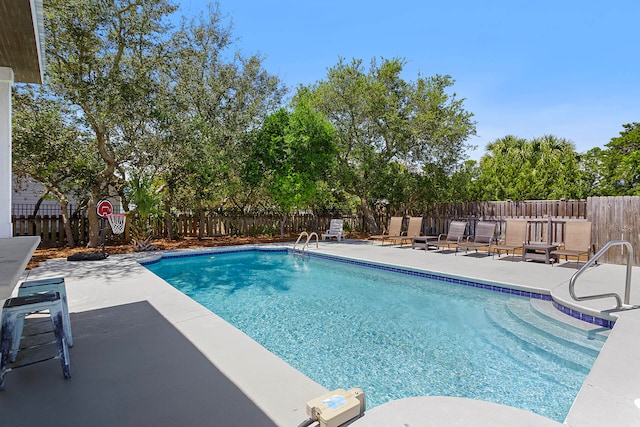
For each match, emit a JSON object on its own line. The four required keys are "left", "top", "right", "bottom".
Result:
{"left": 569, "top": 240, "right": 633, "bottom": 309}
{"left": 294, "top": 232, "right": 319, "bottom": 251}
{"left": 293, "top": 232, "right": 308, "bottom": 249}
{"left": 303, "top": 232, "right": 319, "bottom": 251}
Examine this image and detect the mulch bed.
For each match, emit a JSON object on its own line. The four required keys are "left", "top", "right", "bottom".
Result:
{"left": 28, "top": 233, "right": 370, "bottom": 269}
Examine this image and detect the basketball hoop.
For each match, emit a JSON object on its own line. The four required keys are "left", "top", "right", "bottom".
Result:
{"left": 106, "top": 213, "right": 127, "bottom": 235}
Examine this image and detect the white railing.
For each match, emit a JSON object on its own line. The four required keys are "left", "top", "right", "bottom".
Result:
{"left": 293, "top": 231, "right": 319, "bottom": 252}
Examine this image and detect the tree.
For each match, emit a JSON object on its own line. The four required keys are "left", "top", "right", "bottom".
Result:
{"left": 305, "top": 57, "right": 476, "bottom": 230}
{"left": 12, "top": 86, "right": 98, "bottom": 248}
{"left": 475, "top": 134, "right": 587, "bottom": 200}
{"left": 586, "top": 123, "right": 640, "bottom": 195}
{"left": 154, "top": 4, "right": 285, "bottom": 236}
{"left": 126, "top": 171, "right": 161, "bottom": 251}
{"left": 243, "top": 97, "right": 337, "bottom": 235}
{"left": 44, "top": 0, "right": 177, "bottom": 246}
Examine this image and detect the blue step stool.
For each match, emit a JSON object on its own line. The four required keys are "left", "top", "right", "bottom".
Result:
{"left": 10, "top": 277, "right": 73, "bottom": 362}
{"left": 0, "top": 291, "right": 71, "bottom": 388}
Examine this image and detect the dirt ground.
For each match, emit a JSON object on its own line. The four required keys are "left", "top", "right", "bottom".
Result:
{"left": 28, "top": 233, "right": 370, "bottom": 269}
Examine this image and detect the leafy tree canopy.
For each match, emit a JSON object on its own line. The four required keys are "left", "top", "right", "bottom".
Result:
{"left": 303, "top": 57, "right": 477, "bottom": 225}
{"left": 474, "top": 134, "right": 588, "bottom": 200}
{"left": 585, "top": 123, "right": 640, "bottom": 195}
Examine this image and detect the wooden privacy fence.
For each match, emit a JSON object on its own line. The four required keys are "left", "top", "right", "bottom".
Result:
{"left": 151, "top": 213, "right": 360, "bottom": 238}
{"left": 587, "top": 196, "right": 639, "bottom": 266}
{"left": 11, "top": 197, "right": 640, "bottom": 265}
{"left": 12, "top": 214, "right": 126, "bottom": 247}
{"left": 10, "top": 213, "right": 354, "bottom": 246}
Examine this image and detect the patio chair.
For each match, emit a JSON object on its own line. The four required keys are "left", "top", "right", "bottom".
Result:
{"left": 550, "top": 221, "right": 594, "bottom": 266}
{"left": 322, "top": 219, "right": 345, "bottom": 241}
{"left": 370, "top": 216, "right": 403, "bottom": 245}
{"left": 493, "top": 220, "right": 528, "bottom": 260}
{"left": 459, "top": 221, "right": 496, "bottom": 256}
{"left": 432, "top": 220, "right": 467, "bottom": 254}
{"left": 384, "top": 216, "right": 423, "bottom": 246}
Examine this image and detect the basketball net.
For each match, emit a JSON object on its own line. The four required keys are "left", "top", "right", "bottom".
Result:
{"left": 106, "top": 213, "right": 127, "bottom": 235}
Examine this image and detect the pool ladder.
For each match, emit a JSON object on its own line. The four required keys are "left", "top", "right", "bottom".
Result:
{"left": 294, "top": 231, "right": 318, "bottom": 253}
{"left": 569, "top": 240, "right": 637, "bottom": 309}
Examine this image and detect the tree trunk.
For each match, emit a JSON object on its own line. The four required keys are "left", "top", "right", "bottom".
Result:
{"left": 280, "top": 213, "right": 287, "bottom": 237}
{"left": 164, "top": 200, "right": 174, "bottom": 240}
{"left": 32, "top": 194, "right": 47, "bottom": 217}
{"left": 198, "top": 206, "right": 205, "bottom": 240}
{"left": 58, "top": 196, "right": 75, "bottom": 249}
{"left": 361, "top": 197, "right": 379, "bottom": 233}
{"left": 87, "top": 196, "right": 100, "bottom": 248}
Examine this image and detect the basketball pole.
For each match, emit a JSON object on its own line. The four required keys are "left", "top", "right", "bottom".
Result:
{"left": 100, "top": 216, "right": 106, "bottom": 258}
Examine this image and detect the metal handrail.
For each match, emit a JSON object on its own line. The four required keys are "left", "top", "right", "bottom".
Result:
{"left": 303, "top": 232, "right": 319, "bottom": 251}
{"left": 293, "top": 232, "right": 319, "bottom": 252}
{"left": 569, "top": 240, "right": 633, "bottom": 309}
{"left": 293, "top": 232, "right": 309, "bottom": 249}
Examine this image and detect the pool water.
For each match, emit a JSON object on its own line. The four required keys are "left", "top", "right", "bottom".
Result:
{"left": 145, "top": 250, "right": 604, "bottom": 422}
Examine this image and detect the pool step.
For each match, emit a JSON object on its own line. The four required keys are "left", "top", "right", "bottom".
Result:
{"left": 479, "top": 312, "right": 590, "bottom": 392}
{"left": 484, "top": 301, "right": 598, "bottom": 373}
{"left": 505, "top": 298, "right": 605, "bottom": 356}
{"left": 529, "top": 298, "right": 611, "bottom": 340}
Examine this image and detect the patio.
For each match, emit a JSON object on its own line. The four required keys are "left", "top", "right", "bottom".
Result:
{"left": 1, "top": 240, "right": 639, "bottom": 426}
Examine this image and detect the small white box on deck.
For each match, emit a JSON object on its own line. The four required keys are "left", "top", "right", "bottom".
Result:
{"left": 305, "top": 388, "right": 365, "bottom": 427}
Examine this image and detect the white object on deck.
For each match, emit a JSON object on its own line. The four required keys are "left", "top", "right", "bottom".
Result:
{"left": 0, "top": 236, "right": 41, "bottom": 299}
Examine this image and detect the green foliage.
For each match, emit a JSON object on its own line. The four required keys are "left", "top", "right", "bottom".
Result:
{"left": 242, "top": 97, "right": 337, "bottom": 213}
{"left": 126, "top": 171, "right": 162, "bottom": 250}
{"left": 17, "top": 0, "right": 634, "bottom": 238}
{"left": 585, "top": 123, "right": 640, "bottom": 195}
{"left": 474, "top": 135, "right": 588, "bottom": 200}
{"left": 154, "top": 3, "right": 285, "bottom": 215}
{"left": 12, "top": 86, "right": 98, "bottom": 206}
{"left": 304, "top": 57, "right": 476, "bottom": 221}
{"left": 43, "top": 0, "right": 177, "bottom": 246}
{"left": 246, "top": 224, "right": 278, "bottom": 237}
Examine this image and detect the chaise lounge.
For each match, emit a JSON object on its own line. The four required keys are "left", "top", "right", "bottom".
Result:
{"left": 550, "top": 221, "right": 594, "bottom": 266}
{"left": 384, "top": 216, "right": 424, "bottom": 247}
{"left": 370, "top": 216, "right": 403, "bottom": 245}
{"left": 493, "top": 220, "right": 528, "bottom": 260}
{"left": 432, "top": 220, "right": 467, "bottom": 254}
{"left": 459, "top": 221, "right": 496, "bottom": 256}
{"left": 322, "top": 219, "right": 345, "bottom": 241}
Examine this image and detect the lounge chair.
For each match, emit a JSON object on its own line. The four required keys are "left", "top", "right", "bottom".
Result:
{"left": 432, "top": 220, "right": 467, "bottom": 254}
{"left": 370, "top": 216, "right": 403, "bottom": 245}
{"left": 493, "top": 220, "right": 527, "bottom": 260}
{"left": 550, "top": 221, "right": 593, "bottom": 266}
{"left": 459, "top": 221, "right": 496, "bottom": 256}
{"left": 322, "top": 219, "right": 345, "bottom": 241}
{"left": 384, "top": 216, "right": 423, "bottom": 246}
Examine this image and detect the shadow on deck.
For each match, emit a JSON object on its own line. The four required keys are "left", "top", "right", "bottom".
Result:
{"left": 0, "top": 301, "right": 276, "bottom": 427}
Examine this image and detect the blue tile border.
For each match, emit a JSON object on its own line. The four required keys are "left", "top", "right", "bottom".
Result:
{"left": 138, "top": 246, "right": 287, "bottom": 266}
{"left": 139, "top": 246, "right": 614, "bottom": 329}
{"left": 298, "top": 249, "right": 553, "bottom": 301}
{"left": 552, "top": 302, "right": 615, "bottom": 329}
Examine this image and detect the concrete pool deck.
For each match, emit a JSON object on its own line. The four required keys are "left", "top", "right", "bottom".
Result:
{"left": 1, "top": 239, "right": 639, "bottom": 426}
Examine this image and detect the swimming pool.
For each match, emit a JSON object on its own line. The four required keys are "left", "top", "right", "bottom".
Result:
{"left": 144, "top": 249, "right": 605, "bottom": 422}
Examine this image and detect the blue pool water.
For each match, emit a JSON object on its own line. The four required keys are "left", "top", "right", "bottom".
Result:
{"left": 145, "top": 249, "right": 605, "bottom": 422}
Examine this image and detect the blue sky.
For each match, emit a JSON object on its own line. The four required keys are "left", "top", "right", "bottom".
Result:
{"left": 177, "top": 0, "right": 639, "bottom": 160}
